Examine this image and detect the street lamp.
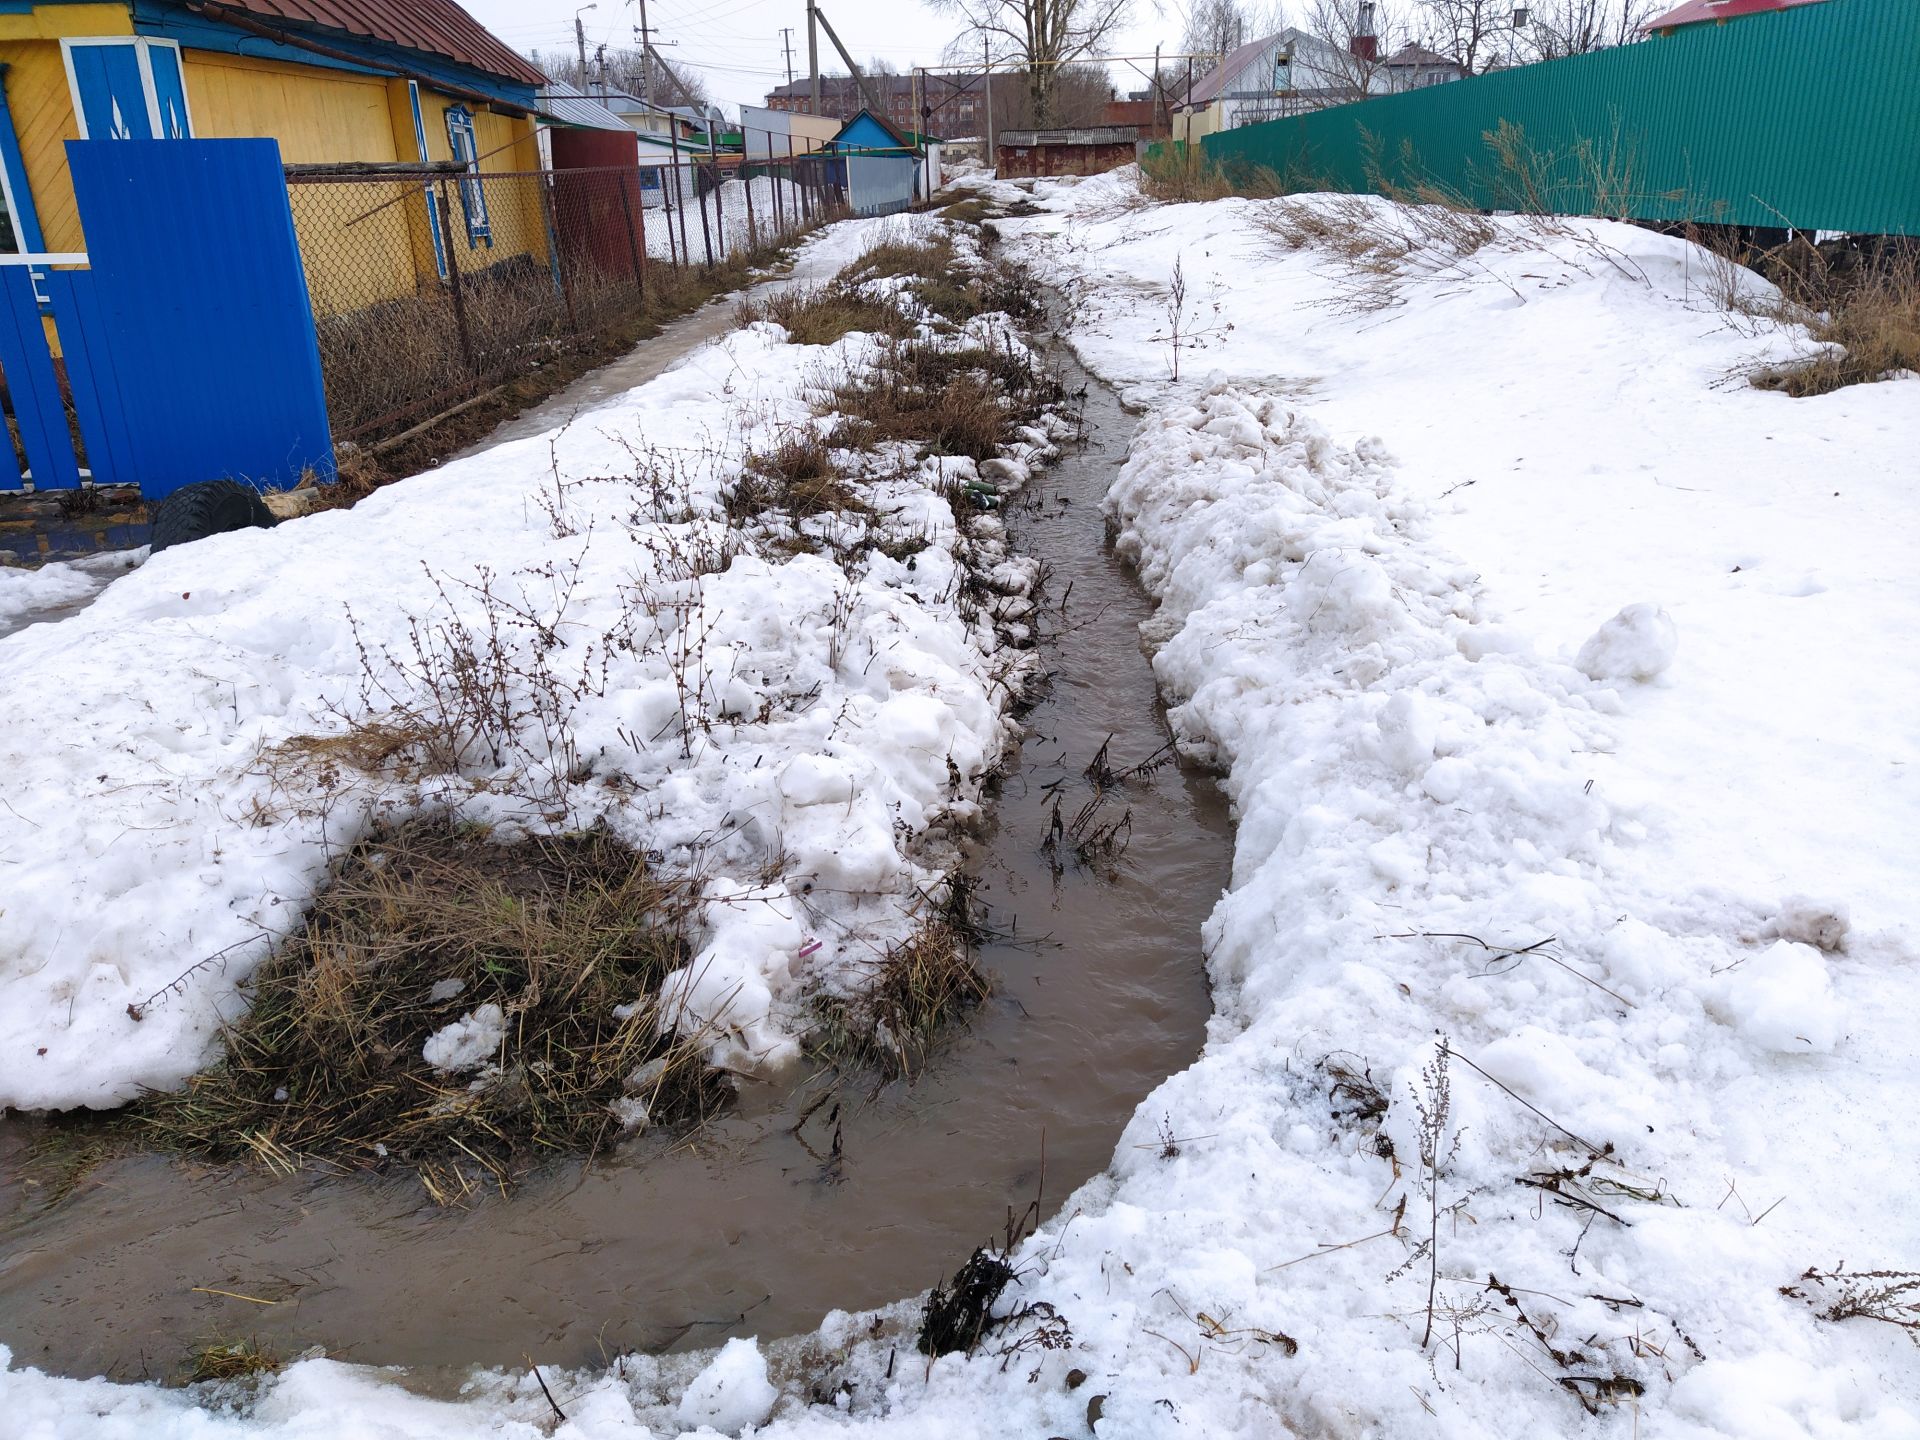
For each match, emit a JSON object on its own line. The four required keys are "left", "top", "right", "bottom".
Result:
{"left": 574, "top": 3, "right": 599, "bottom": 86}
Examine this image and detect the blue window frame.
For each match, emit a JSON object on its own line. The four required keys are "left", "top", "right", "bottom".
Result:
{"left": 62, "top": 38, "right": 194, "bottom": 141}
{"left": 444, "top": 105, "right": 491, "bottom": 248}
{"left": 407, "top": 82, "right": 449, "bottom": 280}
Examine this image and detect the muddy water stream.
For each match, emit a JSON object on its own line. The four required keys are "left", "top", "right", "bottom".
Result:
{"left": 0, "top": 353, "right": 1230, "bottom": 1387}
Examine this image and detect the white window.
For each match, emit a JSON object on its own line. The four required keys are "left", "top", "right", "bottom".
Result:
{"left": 444, "top": 105, "right": 491, "bottom": 247}
{"left": 62, "top": 38, "right": 192, "bottom": 141}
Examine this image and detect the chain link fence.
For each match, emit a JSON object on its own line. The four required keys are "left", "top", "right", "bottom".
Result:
{"left": 286, "top": 151, "right": 846, "bottom": 445}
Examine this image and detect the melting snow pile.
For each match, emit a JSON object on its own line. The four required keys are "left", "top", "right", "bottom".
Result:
{"left": 0, "top": 216, "right": 1057, "bottom": 1110}
{"left": 6, "top": 172, "right": 1920, "bottom": 1439}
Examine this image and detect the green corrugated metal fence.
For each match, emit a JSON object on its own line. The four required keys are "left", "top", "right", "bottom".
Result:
{"left": 1202, "top": 0, "right": 1920, "bottom": 235}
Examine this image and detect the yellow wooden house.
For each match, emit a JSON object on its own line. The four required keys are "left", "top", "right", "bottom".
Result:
{"left": 0, "top": 0, "right": 549, "bottom": 316}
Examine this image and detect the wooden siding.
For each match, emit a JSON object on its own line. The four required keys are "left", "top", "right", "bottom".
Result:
{"left": 184, "top": 49, "right": 397, "bottom": 164}
{"left": 0, "top": 8, "right": 546, "bottom": 320}
{"left": 0, "top": 37, "right": 96, "bottom": 254}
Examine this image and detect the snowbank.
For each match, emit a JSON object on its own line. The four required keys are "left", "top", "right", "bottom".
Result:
{"left": 7, "top": 175, "right": 1919, "bottom": 1438}
{"left": 0, "top": 217, "right": 1050, "bottom": 1109}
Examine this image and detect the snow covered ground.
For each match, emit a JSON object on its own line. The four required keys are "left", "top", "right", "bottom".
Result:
{"left": 7, "top": 172, "right": 1920, "bottom": 1437}
{"left": 646, "top": 176, "right": 807, "bottom": 263}
{"left": 0, "top": 215, "right": 1052, "bottom": 1111}
{"left": 0, "top": 552, "right": 134, "bottom": 641}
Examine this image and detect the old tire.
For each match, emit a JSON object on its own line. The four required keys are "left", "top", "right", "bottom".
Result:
{"left": 148, "top": 480, "right": 279, "bottom": 555}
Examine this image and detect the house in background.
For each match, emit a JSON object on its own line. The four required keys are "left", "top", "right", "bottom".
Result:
{"left": 825, "top": 108, "right": 919, "bottom": 217}
{"left": 585, "top": 90, "right": 722, "bottom": 205}
{"left": 1176, "top": 28, "right": 1388, "bottom": 142}
{"left": 1643, "top": 0, "right": 1829, "bottom": 32}
{"left": 0, "top": 0, "right": 548, "bottom": 317}
{"left": 1383, "top": 43, "right": 1467, "bottom": 88}
{"left": 740, "top": 103, "right": 839, "bottom": 158}
{"left": 764, "top": 72, "right": 988, "bottom": 142}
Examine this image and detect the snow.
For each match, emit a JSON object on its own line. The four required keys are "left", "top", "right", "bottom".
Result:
{"left": 420, "top": 1002, "right": 505, "bottom": 1072}
{"left": 1576, "top": 602, "right": 1680, "bottom": 681}
{"left": 8, "top": 172, "right": 1920, "bottom": 1437}
{"left": 673, "top": 1338, "right": 778, "bottom": 1435}
{"left": 0, "top": 558, "right": 107, "bottom": 638}
{"left": 0, "top": 215, "right": 1049, "bottom": 1109}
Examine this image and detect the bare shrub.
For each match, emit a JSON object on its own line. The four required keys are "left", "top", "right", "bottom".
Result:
{"left": 1785, "top": 1266, "right": 1920, "bottom": 1345}
{"left": 322, "top": 560, "right": 616, "bottom": 808}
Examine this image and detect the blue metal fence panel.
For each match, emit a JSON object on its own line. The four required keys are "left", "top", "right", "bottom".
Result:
{"left": 0, "top": 268, "right": 81, "bottom": 490}
{"left": 40, "top": 269, "right": 133, "bottom": 492}
{"left": 845, "top": 155, "right": 916, "bottom": 217}
{"left": 63, "top": 137, "right": 333, "bottom": 497}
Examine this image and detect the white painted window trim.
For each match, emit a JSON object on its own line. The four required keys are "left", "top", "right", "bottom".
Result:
{"left": 61, "top": 37, "right": 194, "bottom": 141}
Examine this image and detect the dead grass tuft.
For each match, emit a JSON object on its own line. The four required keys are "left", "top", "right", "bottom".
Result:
{"left": 746, "top": 282, "right": 912, "bottom": 346}
{"left": 186, "top": 1337, "right": 282, "bottom": 1386}
{"left": 829, "top": 335, "right": 1060, "bottom": 462}
{"left": 938, "top": 195, "right": 1001, "bottom": 225}
{"left": 1138, "top": 147, "right": 1287, "bottom": 205}
{"left": 733, "top": 430, "right": 871, "bottom": 519}
{"left": 1257, "top": 192, "right": 1500, "bottom": 313}
{"left": 1751, "top": 241, "right": 1920, "bottom": 396}
{"left": 812, "top": 919, "right": 989, "bottom": 1080}
{"left": 133, "top": 819, "right": 715, "bottom": 1202}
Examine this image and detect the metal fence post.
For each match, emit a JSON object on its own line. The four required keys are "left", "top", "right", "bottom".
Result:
{"left": 694, "top": 158, "right": 715, "bottom": 268}
{"left": 616, "top": 174, "right": 646, "bottom": 302}
{"left": 436, "top": 179, "right": 476, "bottom": 372}
{"left": 771, "top": 134, "right": 785, "bottom": 235}
{"left": 669, "top": 129, "right": 692, "bottom": 270}
{"left": 743, "top": 158, "right": 757, "bottom": 251}
{"left": 540, "top": 172, "right": 578, "bottom": 333}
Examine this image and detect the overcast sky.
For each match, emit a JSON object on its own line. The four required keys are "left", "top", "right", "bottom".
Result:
{"left": 461, "top": 0, "right": 1195, "bottom": 114}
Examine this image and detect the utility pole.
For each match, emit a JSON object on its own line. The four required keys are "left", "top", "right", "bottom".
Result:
{"left": 634, "top": 0, "right": 652, "bottom": 103}
{"left": 808, "top": 0, "right": 821, "bottom": 115}
{"left": 810, "top": 6, "right": 883, "bottom": 116}
{"left": 780, "top": 26, "right": 796, "bottom": 85}
{"left": 574, "top": 3, "right": 596, "bottom": 81}
{"left": 981, "top": 38, "right": 993, "bottom": 161}
{"left": 1151, "top": 42, "right": 1161, "bottom": 133}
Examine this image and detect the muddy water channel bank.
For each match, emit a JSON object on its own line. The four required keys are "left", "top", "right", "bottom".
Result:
{"left": 0, "top": 348, "right": 1231, "bottom": 1388}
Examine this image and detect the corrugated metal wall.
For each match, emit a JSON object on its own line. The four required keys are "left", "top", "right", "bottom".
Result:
{"left": 1203, "top": 0, "right": 1920, "bottom": 235}
{"left": 845, "top": 154, "right": 916, "bottom": 216}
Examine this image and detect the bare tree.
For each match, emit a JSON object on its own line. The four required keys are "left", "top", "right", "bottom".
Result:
{"left": 535, "top": 45, "right": 711, "bottom": 107}
{"left": 1415, "top": 0, "right": 1502, "bottom": 71}
{"left": 1524, "top": 0, "right": 1656, "bottom": 57}
{"left": 994, "top": 61, "right": 1114, "bottom": 126}
{"left": 1296, "top": 0, "right": 1407, "bottom": 100}
{"left": 1183, "top": 0, "right": 1254, "bottom": 74}
{"left": 933, "top": 0, "right": 1132, "bottom": 126}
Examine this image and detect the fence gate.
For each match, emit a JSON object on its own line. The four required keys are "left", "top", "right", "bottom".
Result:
{"left": 0, "top": 137, "right": 332, "bottom": 499}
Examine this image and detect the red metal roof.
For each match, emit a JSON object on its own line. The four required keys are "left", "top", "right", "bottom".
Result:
{"left": 204, "top": 0, "right": 547, "bottom": 87}
{"left": 1645, "top": 0, "right": 1829, "bottom": 31}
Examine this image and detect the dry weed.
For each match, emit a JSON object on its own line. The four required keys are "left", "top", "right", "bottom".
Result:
{"left": 134, "top": 819, "right": 716, "bottom": 1199}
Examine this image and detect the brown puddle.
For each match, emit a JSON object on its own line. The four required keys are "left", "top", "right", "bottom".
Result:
{"left": 0, "top": 350, "right": 1230, "bottom": 1388}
